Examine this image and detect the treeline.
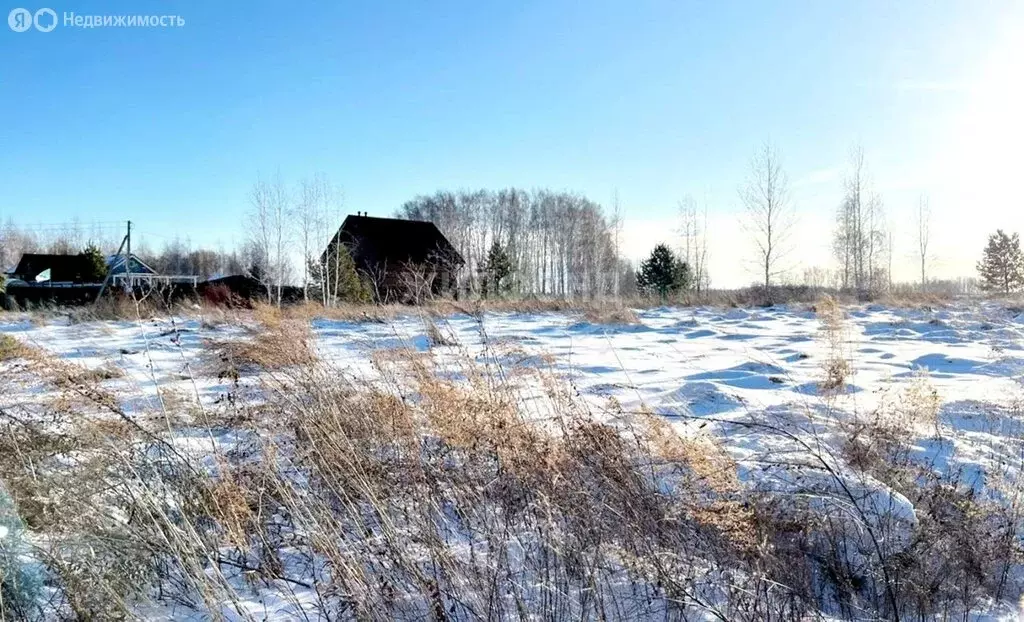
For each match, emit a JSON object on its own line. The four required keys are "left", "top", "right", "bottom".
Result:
{"left": 397, "top": 189, "right": 633, "bottom": 298}
{"left": 8, "top": 148, "right": 1022, "bottom": 303}
{"left": 133, "top": 239, "right": 247, "bottom": 281}
{"left": 0, "top": 220, "right": 119, "bottom": 272}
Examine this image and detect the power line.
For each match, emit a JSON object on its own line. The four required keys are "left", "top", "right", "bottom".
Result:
{"left": 0, "top": 220, "right": 125, "bottom": 227}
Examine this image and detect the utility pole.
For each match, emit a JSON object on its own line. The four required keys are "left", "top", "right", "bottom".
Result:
{"left": 124, "top": 220, "right": 132, "bottom": 291}
{"left": 96, "top": 224, "right": 128, "bottom": 303}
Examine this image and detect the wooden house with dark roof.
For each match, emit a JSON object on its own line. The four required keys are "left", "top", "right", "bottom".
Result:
{"left": 12, "top": 253, "right": 100, "bottom": 284}
{"left": 321, "top": 214, "right": 464, "bottom": 301}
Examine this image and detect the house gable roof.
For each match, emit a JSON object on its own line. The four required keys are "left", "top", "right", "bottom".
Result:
{"left": 323, "top": 215, "right": 464, "bottom": 268}
{"left": 106, "top": 253, "right": 158, "bottom": 275}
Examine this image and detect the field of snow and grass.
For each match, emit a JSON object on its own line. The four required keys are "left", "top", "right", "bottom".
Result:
{"left": 3, "top": 300, "right": 1024, "bottom": 620}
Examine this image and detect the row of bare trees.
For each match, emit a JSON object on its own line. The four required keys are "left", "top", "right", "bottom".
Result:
{"left": 739, "top": 142, "right": 940, "bottom": 298}
{"left": 242, "top": 172, "right": 359, "bottom": 305}
{"left": 0, "top": 220, "right": 124, "bottom": 273}
{"left": 135, "top": 241, "right": 248, "bottom": 281}
{"left": 396, "top": 188, "right": 631, "bottom": 298}
{"left": 677, "top": 196, "right": 711, "bottom": 293}
{"left": 832, "top": 147, "right": 890, "bottom": 294}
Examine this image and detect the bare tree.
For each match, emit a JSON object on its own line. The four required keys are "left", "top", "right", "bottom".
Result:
{"left": 247, "top": 174, "right": 291, "bottom": 305}
{"left": 833, "top": 146, "right": 888, "bottom": 296}
{"left": 916, "top": 195, "right": 931, "bottom": 291}
{"left": 678, "top": 195, "right": 710, "bottom": 294}
{"left": 0, "top": 218, "right": 39, "bottom": 271}
{"left": 296, "top": 174, "right": 333, "bottom": 303}
{"left": 740, "top": 142, "right": 793, "bottom": 290}
{"left": 611, "top": 189, "right": 622, "bottom": 298}
{"left": 398, "top": 262, "right": 439, "bottom": 304}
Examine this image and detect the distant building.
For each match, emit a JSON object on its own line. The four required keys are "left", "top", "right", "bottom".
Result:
{"left": 198, "top": 274, "right": 303, "bottom": 305}
{"left": 6, "top": 253, "right": 107, "bottom": 306}
{"left": 11, "top": 253, "right": 100, "bottom": 284}
{"left": 104, "top": 253, "right": 197, "bottom": 289}
{"left": 321, "top": 214, "right": 464, "bottom": 301}
{"left": 106, "top": 253, "right": 158, "bottom": 277}
{"left": 5, "top": 252, "right": 197, "bottom": 307}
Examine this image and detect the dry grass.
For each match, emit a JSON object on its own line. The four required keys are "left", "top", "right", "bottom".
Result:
{"left": 0, "top": 333, "right": 26, "bottom": 361}
{"left": 1, "top": 320, "right": 774, "bottom": 619}
{"left": 421, "top": 314, "right": 458, "bottom": 347}
{"left": 875, "top": 290, "right": 954, "bottom": 309}
{"left": 284, "top": 300, "right": 395, "bottom": 323}
{"left": 66, "top": 295, "right": 164, "bottom": 323}
{"left": 581, "top": 303, "right": 640, "bottom": 325}
{"left": 208, "top": 303, "right": 315, "bottom": 377}
{"left": 5, "top": 300, "right": 1024, "bottom": 620}
{"left": 817, "top": 295, "right": 851, "bottom": 393}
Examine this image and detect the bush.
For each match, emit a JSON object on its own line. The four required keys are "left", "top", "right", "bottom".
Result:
{"left": 201, "top": 282, "right": 245, "bottom": 308}
{"left": 0, "top": 334, "right": 25, "bottom": 361}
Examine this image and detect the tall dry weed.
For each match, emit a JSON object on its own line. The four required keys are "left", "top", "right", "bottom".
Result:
{"left": 817, "top": 295, "right": 851, "bottom": 394}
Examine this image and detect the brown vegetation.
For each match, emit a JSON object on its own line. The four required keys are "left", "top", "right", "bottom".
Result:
{"left": 2, "top": 298, "right": 1023, "bottom": 620}
{"left": 0, "top": 333, "right": 26, "bottom": 361}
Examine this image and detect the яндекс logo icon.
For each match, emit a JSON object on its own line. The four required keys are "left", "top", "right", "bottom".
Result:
{"left": 8, "top": 7, "right": 57, "bottom": 32}
{"left": 7, "top": 7, "right": 32, "bottom": 31}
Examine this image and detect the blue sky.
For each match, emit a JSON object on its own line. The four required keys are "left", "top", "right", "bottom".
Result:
{"left": 2, "top": 0, "right": 1022, "bottom": 285}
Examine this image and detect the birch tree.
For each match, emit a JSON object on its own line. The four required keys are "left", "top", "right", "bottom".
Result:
{"left": 833, "top": 147, "right": 888, "bottom": 296}
{"left": 397, "top": 188, "right": 619, "bottom": 299}
{"left": 678, "top": 196, "right": 710, "bottom": 294}
{"left": 740, "top": 142, "right": 792, "bottom": 290}
{"left": 295, "top": 174, "right": 327, "bottom": 302}
{"left": 247, "top": 174, "right": 291, "bottom": 305}
{"left": 916, "top": 195, "right": 931, "bottom": 291}
{"left": 611, "top": 189, "right": 622, "bottom": 298}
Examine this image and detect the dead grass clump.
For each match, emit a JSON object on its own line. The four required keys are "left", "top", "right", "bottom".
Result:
{"left": 422, "top": 315, "right": 458, "bottom": 347}
{"left": 640, "top": 412, "right": 756, "bottom": 549}
{"left": 845, "top": 371, "right": 942, "bottom": 485}
{"left": 214, "top": 350, "right": 770, "bottom": 619}
{"left": 581, "top": 303, "right": 640, "bottom": 325}
{"left": 72, "top": 362, "right": 124, "bottom": 385}
{"left": 876, "top": 290, "right": 953, "bottom": 309}
{"left": 821, "top": 358, "right": 852, "bottom": 393}
{"left": 473, "top": 296, "right": 582, "bottom": 314}
{"left": 35, "top": 359, "right": 125, "bottom": 397}
{"left": 0, "top": 333, "right": 26, "bottom": 361}
{"left": 817, "top": 295, "right": 851, "bottom": 393}
{"left": 210, "top": 303, "right": 315, "bottom": 376}
{"left": 195, "top": 303, "right": 239, "bottom": 329}
{"left": 68, "top": 295, "right": 162, "bottom": 323}
{"left": 285, "top": 301, "right": 392, "bottom": 323}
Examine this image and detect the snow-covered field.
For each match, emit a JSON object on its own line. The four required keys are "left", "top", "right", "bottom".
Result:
{"left": 5, "top": 303, "right": 1024, "bottom": 474}
{"left": 6, "top": 303, "right": 1022, "bottom": 409}
{"left": 3, "top": 301, "right": 1024, "bottom": 619}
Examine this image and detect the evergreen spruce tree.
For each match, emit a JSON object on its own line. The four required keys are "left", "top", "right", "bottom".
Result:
{"left": 977, "top": 230, "right": 1024, "bottom": 294}
{"left": 636, "top": 244, "right": 691, "bottom": 299}
{"left": 481, "top": 241, "right": 513, "bottom": 298}
{"left": 81, "top": 244, "right": 109, "bottom": 283}
{"left": 308, "top": 244, "right": 372, "bottom": 303}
